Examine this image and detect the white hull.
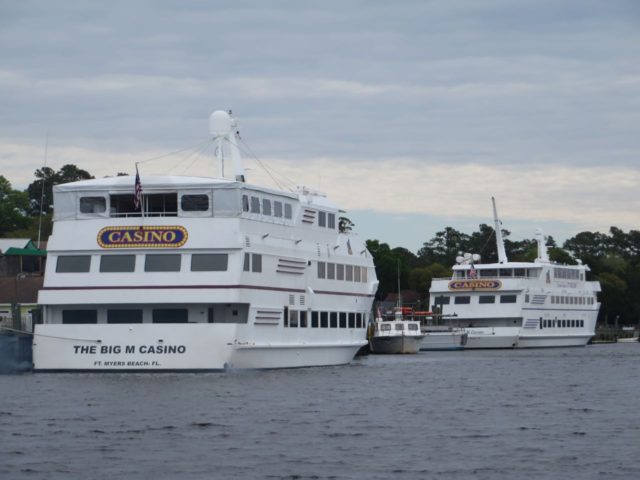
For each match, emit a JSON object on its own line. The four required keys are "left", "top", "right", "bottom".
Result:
{"left": 33, "top": 323, "right": 366, "bottom": 371}
{"left": 420, "top": 331, "right": 467, "bottom": 351}
{"left": 465, "top": 327, "right": 519, "bottom": 349}
{"left": 517, "top": 333, "right": 592, "bottom": 348}
{"left": 369, "top": 335, "right": 423, "bottom": 354}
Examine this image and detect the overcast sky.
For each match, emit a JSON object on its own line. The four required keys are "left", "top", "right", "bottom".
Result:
{"left": 1, "top": 0, "right": 639, "bottom": 252}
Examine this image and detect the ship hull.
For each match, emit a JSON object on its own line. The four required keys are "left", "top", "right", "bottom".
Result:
{"left": 33, "top": 323, "right": 366, "bottom": 371}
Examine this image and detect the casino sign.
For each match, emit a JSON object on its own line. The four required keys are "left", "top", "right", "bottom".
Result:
{"left": 97, "top": 226, "right": 188, "bottom": 249}
{"left": 448, "top": 279, "right": 502, "bottom": 291}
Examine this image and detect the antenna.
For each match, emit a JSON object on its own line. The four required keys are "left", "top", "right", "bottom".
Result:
{"left": 37, "top": 132, "right": 49, "bottom": 248}
{"left": 491, "top": 197, "right": 508, "bottom": 264}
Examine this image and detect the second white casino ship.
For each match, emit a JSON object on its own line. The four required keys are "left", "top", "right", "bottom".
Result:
{"left": 33, "top": 111, "right": 379, "bottom": 371}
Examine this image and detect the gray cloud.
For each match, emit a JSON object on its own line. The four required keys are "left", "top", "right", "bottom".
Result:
{"left": 1, "top": 0, "right": 639, "bottom": 245}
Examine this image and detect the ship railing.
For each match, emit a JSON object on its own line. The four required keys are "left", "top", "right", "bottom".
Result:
{"left": 432, "top": 275, "right": 535, "bottom": 281}
{"left": 110, "top": 211, "right": 179, "bottom": 218}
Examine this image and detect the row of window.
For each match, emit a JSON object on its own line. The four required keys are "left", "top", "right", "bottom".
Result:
{"left": 435, "top": 295, "right": 518, "bottom": 305}
{"left": 456, "top": 268, "right": 540, "bottom": 279}
{"left": 317, "top": 261, "right": 368, "bottom": 283}
{"left": 377, "top": 323, "right": 420, "bottom": 332}
{"left": 283, "top": 309, "right": 367, "bottom": 329}
{"left": 317, "top": 211, "right": 336, "bottom": 229}
{"left": 242, "top": 194, "right": 293, "bottom": 220}
{"left": 81, "top": 193, "right": 210, "bottom": 217}
{"left": 554, "top": 268, "right": 582, "bottom": 280}
{"left": 63, "top": 308, "right": 369, "bottom": 328}
{"left": 62, "top": 308, "right": 200, "bottom": 324}
{"left": 541, "top": 319, "right": 585, "bottom": 329}
{"left": 56, "top": 254, "right": 229, "bottom": 273}
{"left": 550, "top": 296, "right": 595, "bottom": 305}
{"left": 456, "top": 268, "right": 586, "bottom": 281}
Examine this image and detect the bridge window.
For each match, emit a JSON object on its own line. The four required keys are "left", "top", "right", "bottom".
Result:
{"left": 479, "top": 296, "right": 495, "bottom": 304}
{"left": 56, "top": 255, "right": 91, "bottom": 273}
{"left": 243, "top": 253, "right": 262, "bottom": 272}
{"left": 330, "top": 312, "right": 338, "bottom": 328}
{"left": 327, "top": 262, "right": 335, "bottom": 280}
{"left": 274, "top": 201, "right": 283, "bottom": 217}
{"left": 100, "top": 255, "right": 136, "bottom": 273}
{"left": 346, "top": 265, "right": 353, "bottom": 281}
{"left": 80, "top": 196, "right": 106, "bottom": 214}
{"left": 107, "top": 309, "right": 143, "bottom": 324}
{"left": 181, "top": 194, "right": 209, "bottom": 212}
{"left": 145, "top": 254, "right": 181, "bottom": 272}
{"left": 317, "top": 261, "right": 326, "bottom": 278}
{"left": 500, "top": 295, "right": 517, "bottom": 303}
{"left": 146, "top": 193, "right": 177, "bottom": 217}
{"left": 250, "top": 196, "right": 260, "bottom": 213}
{"left": 191, "top": 254, "right": 228, "bottom": 271}
{"left": 454, "top": 296, "right": 471, "bottom": 304}
{"left": 62, "top": 310, "right": 97, "bottom": 324}
{"left": 152, "top": 309, "right": 188, "bottom": 323}
{"left": 262, "top": 199, "right": 272, "bottom": 216}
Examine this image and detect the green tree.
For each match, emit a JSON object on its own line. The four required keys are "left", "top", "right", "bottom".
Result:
{"left": 418, "top": 227, "right": 470, "bottom": 266}
{"left": 366, "top": 240, "right": 415, "bottom": 301}
{"left": 27, "top": 164, "right": 93, "bottom": 214}
{"left": 548, "top": 247, "right": 577, "bottom": 265}
{"left": 0, "top": 176, "right": 31, "bottom": 237}
{"left": 338, "top": 216, "right": 355, "bottom": 234}
{"left": 408, "top": 263, "right": 451, "bottom": 309}
{"left": 597, "top": 272, "right": 628, "bottom": 326}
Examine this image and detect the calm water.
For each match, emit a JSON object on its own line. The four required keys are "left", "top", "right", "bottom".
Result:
{"left": 1, "top": 344, "right": 639, "bottom": 480}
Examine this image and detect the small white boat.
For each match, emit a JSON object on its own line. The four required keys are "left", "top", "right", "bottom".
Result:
{"left": 617, "top": 336, "right": 639, "bottom": 343}
{"left": 369, "top": 310, "right": 424, "bottom": 354}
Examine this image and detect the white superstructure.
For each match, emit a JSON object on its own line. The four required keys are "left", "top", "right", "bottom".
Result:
{"left": 428, "top": 199, "right": 601, "bottom": 349}
{"left": 33, "top": 111, "right": 378, "bottom": 371}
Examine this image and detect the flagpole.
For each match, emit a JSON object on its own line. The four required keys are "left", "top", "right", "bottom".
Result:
{"left": 134, "top": 162, "right": 143, "bottom": 221}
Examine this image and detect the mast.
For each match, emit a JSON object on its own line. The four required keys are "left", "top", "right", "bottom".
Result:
{"left": 535, "top": 228, "right": 550, "bottom": 263}
{"left": 491, "top": 197, "right": 508, "bottom": 264}
{"left": 397, "top": 260, "right": 401, "bottom": 309}
{"left": 395, "top": 260, "right": 403, "bottom": 320}
{"left": 209, "top": 110, "right": 246, "bottom": 182}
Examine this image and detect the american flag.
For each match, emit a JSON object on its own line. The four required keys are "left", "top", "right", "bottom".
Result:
{"left": 469, "top": 265, "right": 477, "bottom": 279}
{"left": 347, "top": 238, "right": 352, "bottom": 255}
{"left": 133, "top": 165, "right": 142, "bottom": 211}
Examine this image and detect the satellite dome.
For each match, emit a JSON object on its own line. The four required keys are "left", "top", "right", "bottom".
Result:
{"left": 209, "top": 110, "right": 232, "bottom": 136}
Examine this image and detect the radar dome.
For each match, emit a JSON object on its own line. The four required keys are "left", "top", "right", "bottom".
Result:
{"left": 209, "top": 110, "right": 232, "bottom": 136}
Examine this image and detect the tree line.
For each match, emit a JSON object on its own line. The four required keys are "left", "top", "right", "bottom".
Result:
{"left": 1, "top": 165, "right": 638, "bottom": 326}
{"left": 367, "top": 226, "right": 639, "bottom": 327}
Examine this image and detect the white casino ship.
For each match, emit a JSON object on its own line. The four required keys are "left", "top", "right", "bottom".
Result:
{"left": 428, "top": 198, "right": 601, "bottom": 349}
{"left": 33, "top": 111, "right": 378, "bottom": 371}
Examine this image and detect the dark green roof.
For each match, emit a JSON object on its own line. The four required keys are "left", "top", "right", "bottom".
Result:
{"left": 3, "top": 247, "right": 47, "bottom": 257}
